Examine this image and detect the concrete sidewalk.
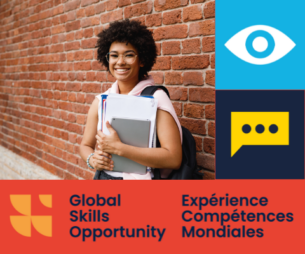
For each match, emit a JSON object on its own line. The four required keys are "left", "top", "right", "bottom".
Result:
{"left": 0, "top": 145, "right": 61, "bottom": 180}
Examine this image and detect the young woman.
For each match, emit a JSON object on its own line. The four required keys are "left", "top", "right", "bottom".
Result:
{"left": 79, "top": 19, "right": 182, "bottom": 180}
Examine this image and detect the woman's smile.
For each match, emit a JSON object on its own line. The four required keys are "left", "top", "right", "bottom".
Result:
{"left": 114, "top": 67, "right": 130, "bottom": 75}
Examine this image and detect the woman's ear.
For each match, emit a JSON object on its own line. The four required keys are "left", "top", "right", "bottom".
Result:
{"left": 140, "top": 62, "right": 144, "bottom": 67}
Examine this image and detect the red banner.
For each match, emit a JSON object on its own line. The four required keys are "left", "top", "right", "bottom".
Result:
{"left": 0, "top": 180, "right": 304, "bottom": 253}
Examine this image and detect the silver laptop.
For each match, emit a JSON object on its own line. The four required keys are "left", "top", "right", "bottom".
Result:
{"left": 110, "top": 117, "right": 151, "bottom": 174}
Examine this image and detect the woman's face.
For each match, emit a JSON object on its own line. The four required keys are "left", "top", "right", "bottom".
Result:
{"left": 108, "top": 41, "right": 143, "bottom": 83}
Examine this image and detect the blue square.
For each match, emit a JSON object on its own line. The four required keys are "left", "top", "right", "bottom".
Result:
{"left": 216, "top": 0, "right": 305, "bottom": 89}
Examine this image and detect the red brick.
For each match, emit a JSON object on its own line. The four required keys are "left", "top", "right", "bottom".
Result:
{"left": 94, "top": 26, "right": 103, "bottom": 36}
{"left": 75, "top": 30, "right": 83, "bottom": 39}
{"left": 172, "top": 55, "right": 209, "bottom": 70}
{"left": 74, "top": 61, "right": 91, "bottom": 71}
{"left": 76, "top": 115, "right": 87, "bottom": 124}
{"left": 106, "top": 0, "right": 118, "bottom": 11}
{"left": 64, "top": 0, "right": 80, "bottom": 12}
{"left": 156, "top": 42, "right": 161, "bottom": 56}
{"left": 149, "top": 72, "right": 164, "bottom": 84}
{"left": 92, "top": 61, "right": 104, "bottom": 71}
{"left": 204, "top": 137, "right": 214, "bottom": 154}
{"left": 96, "top": 72, "right": 107, "bottom": 82}
{"left": 154, "top": 0, "right": 188, "bottom": 11}
{"left": 102, "top": 83, "right": 112, "bottom": 92}
{"left": 68, "top": 93, "right": 76, "bottom": 102}
{"left": 84, "top": 50, "right": 93, "bottom": 60}
{"left": 211, "top": 54, "right": 215, "bottom": 69}
{"left": 183, "top": 5, "right": 203, "bottom": 22}
{"left": 81, "top": 0, "right": 99, "bottom": 7}
{"left": 163, "top": 41, "right": 180, "bottom": 55}
{"left": 76, "top": 93, "right": 86, "bottom": 103}
{"left": 82, "top": 83, "right": 102, "bottom": 93}
{"left": 184, "top": 103, "right": 204, "bottom": 118}
{"left": 164, "top": 72, "right": 182, "bottom": 85}
{"left": 52, "top": 138, "right": 66, "bottom": 150}
{"left": 66, "top": 20, "right": 80, "bottom": 32}
{"left": 131, "top": 16, "right": 146, "bottom": 25}
{"left": 53, "top": 157, "right": 67, "bottom": 169}
{"left": 81, "top": 38, "right": 97, "bottom": 49}
{"left": 179, "top": 118, "right": 206, "bottom": 135}
{"left": 204, "top": 1, "right": 215, "bottom": 18}
{"left": 191, "top": 0, "right": 206, "bottom": 3}
{"left": 74, "top": 51, "right": 84, "bottom": 61}
{"left": 51, "top": 25, "right": 65, "bottom": 34}
{"left": 194, "top": 136, "right": 203, "bottom": 151}
{"left": 76, "top": 9, "right": 86, "bottom": 18}
{"left": 208, "top": 121, "right": 215, "bottom": 138}
{"left": 167, "top": 87, "right": 187, "bottom": 101}
{"left": 172, "top": 102, "right": 182, "bottom": 116}
{"left": 66, "top": 123, "right": 83, "bottom": 134}
{"left": 202, "top": 36, "right": 215, "bottom": 52}
{"left": 83, "top": 28, "right": 93, "bottom": 38}
{"left": 124, "top": 1, "right": 152, "bottom": 19}
{"left": 50, "top": 44, "right": 63, "bottom": 53}
{"left": 153, "top": 24, "right": 187, "bottom": 41}
{"left": 152, "top": 56, "right": 171, "bottom": 70}
{"left": 81, "top": 17, "right": 100, "bottom": 27}
{"left": 183, "top": 72, "right": 203, "bottom": 86}
{"left": 202, "top": 171, "right": 215, "bottom": 180}
{"left": 205, "top": 70, "right": 215, "bottom": 86}
{"left": 189, "top": 88, "right": 215, "bottom": 103}
{"left": 53, "top": 5, "right": 64, "bottom": 16}
{"left": 86, "top": 72, "right": 96, "bottom": 81}
{"left": 95, "top": 2, "right": 106, "bottom": 14}
{"left": 64, "top": 41, "right": 80, "bottom": 51}
{"left": 182, "top": 39, "right": 201, "bottom": 54}
{"left": 85, "top": 5, "right": 95, "bottom": 16}
{"left": 67, "top": 11, "right": 76, "bottom": 21}
{"left": 101, "top": 9, "right": 123, "bottom": 24}
{"left": 66, "top": 32, "right": 75, "bottom": 41}
{"left": 107, "top": 73, "right": 116, "bottom": 82}
{"left": 205, "top": 105, "right": 214, "bottom": 119}
{"left": 189, "top": 19, "right": 215, "bottom": 37}
{"left": 146, "top": 13, "right": 162, "bottom": 27}
{"left": 163, "top": 9, "right": 181, "bottom": 25}
{"left": 119, "top": 0, "right": 131, "bottom": 7}
{"left": 196, "top": 153, "right": 214, "bottom": 171}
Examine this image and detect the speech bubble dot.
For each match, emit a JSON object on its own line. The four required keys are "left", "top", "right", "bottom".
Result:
{"left": 269, "top": 124, "right": 278, "bottom": 133}
{"left": 242, "top": 124, "right": 251, "bottom": 134}
{"left": 255, "top": 124, "right": 265, "bottom": 133}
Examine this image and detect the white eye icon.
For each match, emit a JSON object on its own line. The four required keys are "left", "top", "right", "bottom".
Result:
{"left": 225, "top": 25, "right": 296, "bottom": 65}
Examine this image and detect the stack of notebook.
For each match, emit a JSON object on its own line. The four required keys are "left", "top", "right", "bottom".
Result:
{"left": 99, "top": 94, "right": 158, "bottom": 174}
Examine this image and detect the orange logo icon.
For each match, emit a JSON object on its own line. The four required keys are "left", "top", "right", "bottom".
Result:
{"left": 10, "top": 195, "right": 52, "bottom": 237}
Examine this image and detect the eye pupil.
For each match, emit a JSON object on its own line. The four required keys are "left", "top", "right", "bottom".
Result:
{"left": 245, "top": 30, "right": 275, "bottom": 59}
{"left": 252, "top": 37, "right": 268, "bottom": 52}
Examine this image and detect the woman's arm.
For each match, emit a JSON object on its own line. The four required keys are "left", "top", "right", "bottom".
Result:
{"left": 79, "top": 98, "right": 114, "bottom": 171}
{"left": 96, "top": 109, "right": 182, "bottom": 169}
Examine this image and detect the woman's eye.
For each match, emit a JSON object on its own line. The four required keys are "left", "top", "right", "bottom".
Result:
{"left": 110, "top": 55, "right": 118, "bottom": 58}
{"left": 125, "top": 54, "right": 135, "bottom": 58}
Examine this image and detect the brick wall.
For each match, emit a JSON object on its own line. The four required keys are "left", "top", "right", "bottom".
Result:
{"left": 0, "top": 0, "right": 215, "bottom": 180}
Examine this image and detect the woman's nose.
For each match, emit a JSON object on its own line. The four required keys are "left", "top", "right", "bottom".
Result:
{"left": 116, "top": 55, "right": 126, "bottom": 64}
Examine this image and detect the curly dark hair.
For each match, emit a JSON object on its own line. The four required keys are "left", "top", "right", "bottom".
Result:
{"left": 96, "top": 19, "right": 157, "bottom": 81}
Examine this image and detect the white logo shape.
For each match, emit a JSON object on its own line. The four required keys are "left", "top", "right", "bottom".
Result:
{"left": 225, "top": 25, "right": 296, "bottom": 65}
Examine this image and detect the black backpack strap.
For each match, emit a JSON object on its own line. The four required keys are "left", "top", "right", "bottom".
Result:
{"left": 141, "top": 86, "right": 170, "bottom": 98}
{"left": 141, "top": 86, "right": 170, "bottom": 180}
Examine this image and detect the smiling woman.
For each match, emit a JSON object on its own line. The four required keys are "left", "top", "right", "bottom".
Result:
{"left": 79, "top": 20, "right": 182, "bottom": 180}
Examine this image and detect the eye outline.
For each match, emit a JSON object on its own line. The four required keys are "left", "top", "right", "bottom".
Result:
{"left": 225, "top": 25, "right": 296, "bottom": 65}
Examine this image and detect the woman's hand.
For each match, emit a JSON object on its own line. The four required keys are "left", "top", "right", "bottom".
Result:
{"left": 89, "top": 150, "right": 114, "bottom": 171}
{"left": 95, "top": 121, "right": 123, "bottom": 155}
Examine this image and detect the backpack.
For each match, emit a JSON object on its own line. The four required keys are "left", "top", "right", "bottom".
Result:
{"left": 141, "top": 86, "right": 204, "bottom": 179}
